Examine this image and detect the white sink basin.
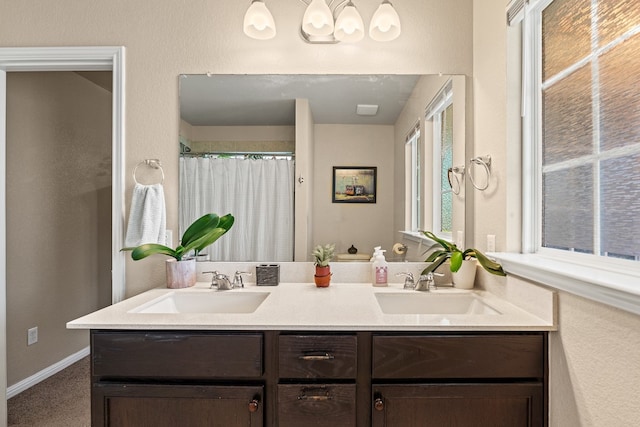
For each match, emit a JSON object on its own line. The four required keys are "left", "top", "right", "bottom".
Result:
{"left": 129, "top": 291, "right": 270, "bottom": 314}
{"left": 375, "top": 292, "right": 500, "bottom": 315}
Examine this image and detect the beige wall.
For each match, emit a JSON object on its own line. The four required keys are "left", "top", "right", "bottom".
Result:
{"left": 6, "top": 72, "right": 112, "bottom": 385}
{"left": 313, "top": 124, "right": 395, "bottom": 256}
{"left": 473, "top": 1, "right": 640, "bottom": 426}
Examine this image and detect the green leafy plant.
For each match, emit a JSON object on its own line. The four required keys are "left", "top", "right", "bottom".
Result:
{"left": 312, "top": 243, "right": 335, "bottom": 267}
{"left": 421, "top": 231, "right": 506, "bottom": 276}
{"left": 122, "top": 213, "right": 234, "bottom": 261}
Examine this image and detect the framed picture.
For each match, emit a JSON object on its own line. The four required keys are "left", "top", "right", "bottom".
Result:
{"left": 332, "top": 166, "right": 377, "bottom": 203}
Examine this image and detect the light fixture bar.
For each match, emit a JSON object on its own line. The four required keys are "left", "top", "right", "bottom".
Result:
{"left": 244, "top": 0, "right": 402, "bottom": 44}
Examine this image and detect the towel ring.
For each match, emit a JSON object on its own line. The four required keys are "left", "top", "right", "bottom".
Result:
{"left": 468, "top": 155, "right": 492, "bottom": 191}
{"left": 133, "top": 159, "right": 165, "bottom": 185}
{"left": 447, "top": 165, "right": 465, "bottom": 195}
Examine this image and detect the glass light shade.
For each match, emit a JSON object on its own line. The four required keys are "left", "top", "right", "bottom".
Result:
{"left": 243, "top": 1, "right": 276, "bottom": 40}
{"left": 334, "top": 3, "right": 364, "bottom": 42}
{"left": 369, "top": 1, "right": 401, "bottom": 41}
{"left": 302, "top": 0, "right": 334, "bottom": 36}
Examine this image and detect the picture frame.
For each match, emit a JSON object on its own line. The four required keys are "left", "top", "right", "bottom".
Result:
{"left": 332, "top": 166, "right": 377, "bottom": 203}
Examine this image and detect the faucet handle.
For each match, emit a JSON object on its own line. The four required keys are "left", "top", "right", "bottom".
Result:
{"left": 396, "top": 272, "right": 415, "bottom": 289}
{"left": 233, "top": 271, "right": 252, "bottom": 288}
{"left": 203, "top": 271, "right": 221, "bottom": 289}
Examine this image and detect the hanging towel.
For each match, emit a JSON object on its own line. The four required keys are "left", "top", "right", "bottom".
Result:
{"left": 125, "top": 183, "right": 167, "bottom": 247}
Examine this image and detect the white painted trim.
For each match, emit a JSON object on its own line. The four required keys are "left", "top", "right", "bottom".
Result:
{"left": 0, "top": 46, "right": 126, "bottom": 421}
{"left": 0, "top": 46, "right": 126, "bottom": 303}
{"left": 110, "top": 47, "right": 127, "bottom": 304}
{"left": 0, "top": 69, "right": 7, "bottom": 422}
{"left": 6, "top": 346, "right": 90, "bottom": 399}
{"left": 493, "top": 252, "right": 640, "bottom": 316}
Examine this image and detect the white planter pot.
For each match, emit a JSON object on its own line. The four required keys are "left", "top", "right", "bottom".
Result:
{"left": 452, "top": 259, "right": 477, "bottom": 289}
{"left": 165, "top": 258, "right": 196, "bottom": 289}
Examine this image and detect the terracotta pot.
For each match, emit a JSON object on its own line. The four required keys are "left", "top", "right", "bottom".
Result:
{"left": 452, "top": 259, "right": 477, "bottom": 289}
{"left": 166, "top": 258, "right": 196, "bottom": 289}
{"left": 315, "top": 265, "right": 330, "bottom": 277}
{"left": 314, "top": 273, "right": 331, "bottom": 288}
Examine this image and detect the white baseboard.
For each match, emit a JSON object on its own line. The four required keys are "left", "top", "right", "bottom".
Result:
{"left": 6, "top": 346, "right": 90, "bottom": 399}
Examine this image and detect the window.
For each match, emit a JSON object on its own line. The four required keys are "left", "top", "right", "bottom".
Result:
{"left": 521, "top": 0, "right": 640, "bottom": 263}
{"left": 405, "top": 124, "right": 421, "bottom": 231}
{"left": 426, "top": 81, "right": 453, "bottom": 239}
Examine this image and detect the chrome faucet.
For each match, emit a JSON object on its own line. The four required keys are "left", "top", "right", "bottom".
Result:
{"left": 232, "top": 271, "right": 252, "bottom": 288}
{"left": 396, "top": 272, "right": 415, "bottom": 290}
{"left": 203, "top": 271, "right": 234, "bottom": 291}
{"left": 415, "top": 272, "right": 445, "bottom": 292}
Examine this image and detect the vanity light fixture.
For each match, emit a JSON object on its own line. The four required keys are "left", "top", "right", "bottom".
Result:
{"left": 243, "top": 0, "right": 277, "bottom": 40}
{"left": 243, "top": 0, "right": 401, "bottom": 44}
{"left": 369, "top": 0, "right": 401, "bottom": 41}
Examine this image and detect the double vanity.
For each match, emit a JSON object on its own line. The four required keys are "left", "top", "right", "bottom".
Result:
{"left": 68, "top": 262, "right": 556, "bottom": 426}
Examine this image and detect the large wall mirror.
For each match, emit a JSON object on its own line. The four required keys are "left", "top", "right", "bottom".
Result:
{"left": 179, "top": 74, "right": 467, "bottom": 263}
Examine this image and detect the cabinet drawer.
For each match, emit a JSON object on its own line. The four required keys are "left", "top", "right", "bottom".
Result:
{"left": 372, "top": 334, "right": 544, "bottom": 379}
{"left": 278, "top": 384, "right": 356, "bottom": 427}
{"left": 279, "top": 334, "right": 357, "bottom": 379}
{"left": 92, "top": 331, "right": 263, "bottom": 379}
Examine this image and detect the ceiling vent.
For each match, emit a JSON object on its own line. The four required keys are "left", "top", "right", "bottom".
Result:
{"left": 356, "top": 104, "right": 379, "bottom": 116}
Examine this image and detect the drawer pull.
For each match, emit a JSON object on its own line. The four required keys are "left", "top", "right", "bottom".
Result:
{"left": 374, "top": 397, "right": 385, "bottom": 411}
{"left": 297, "top": 387, "right": 333, "bottom": 401}
{"left": 298, "top": 352, "right": 335, "bottom": 361}
{"left": 248, "top": 399, "right": 259, "bottom": 413}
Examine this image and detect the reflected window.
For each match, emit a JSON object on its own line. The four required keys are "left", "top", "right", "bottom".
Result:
{"left": 426, "top": 81, "right": 453, "bottom": 238}
{"left": 405, "top": 124, "right": 421, "bottom": 231}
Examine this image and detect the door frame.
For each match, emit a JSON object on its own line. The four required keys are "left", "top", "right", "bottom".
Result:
{"left": 0, "top": 46, "right": 126, "bottom": 419}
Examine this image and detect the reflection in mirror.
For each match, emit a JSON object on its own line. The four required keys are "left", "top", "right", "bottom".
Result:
{"left": 179, "top": 74, "right": 466, "bottom": 262}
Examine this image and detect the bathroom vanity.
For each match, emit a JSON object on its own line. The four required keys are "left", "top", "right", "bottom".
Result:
{"left": 69, "top": 279, "right": 555, "bottom": 427}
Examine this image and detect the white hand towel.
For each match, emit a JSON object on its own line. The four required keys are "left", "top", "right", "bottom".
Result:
{"left": 125, "top": 183, "right": 167, "bottom": 247}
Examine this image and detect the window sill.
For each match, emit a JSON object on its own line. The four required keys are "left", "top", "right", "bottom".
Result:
{"left": 492, "top": 252, "right": 640, "bottom": 316}
{"left": 399, "top": 230, "right": 429, "bottom": 243}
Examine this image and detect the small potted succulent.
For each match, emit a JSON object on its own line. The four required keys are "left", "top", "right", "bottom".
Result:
{"left": 122, "top": 213, "right": 234, "bottom": 288}
{"left": 312, "top": 243, "right": 335, "bottom": 287}
{"left": 421, "top": 231, "right": 505, "bottom": 289}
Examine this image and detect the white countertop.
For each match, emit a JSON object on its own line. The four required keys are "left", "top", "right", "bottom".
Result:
{"left": 67, "top": 282, "right": 556, "bottom": 331}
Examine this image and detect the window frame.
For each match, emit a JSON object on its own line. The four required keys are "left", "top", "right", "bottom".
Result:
{"left": 498, "top": 0, "right": 640, "bottom": 315}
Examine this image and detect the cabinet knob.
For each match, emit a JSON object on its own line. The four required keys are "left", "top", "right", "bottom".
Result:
{"left": 374, "top": 397, "right": 385, "bottom": 411}
{"left": 248, "top": 399, "right": 259, "bottom": 413}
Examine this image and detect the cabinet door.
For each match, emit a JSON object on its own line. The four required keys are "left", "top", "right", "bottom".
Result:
{"left": 372, "top": 384, "right": 543, "bottom": 427}
{"left": 93, "top": 383, "right": 263, "bottom": 427}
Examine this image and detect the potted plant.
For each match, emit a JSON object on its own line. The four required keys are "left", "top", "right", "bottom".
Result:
{"left": 312, "top": 243, "right": 335, "bottom": 287}
{"left": 421, "top": 231, "right": 505, "bottom": 289}
{"left": 123, "top": 213, "right": 234, "bottom": 288}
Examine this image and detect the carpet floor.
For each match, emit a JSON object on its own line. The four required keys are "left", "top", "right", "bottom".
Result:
{"left": 7, "top": 356, "right": 90, "bottom": 427}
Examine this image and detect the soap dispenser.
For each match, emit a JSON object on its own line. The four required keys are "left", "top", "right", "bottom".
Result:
{"left": 372, "top": 249, "right": 388, "bottom": 287}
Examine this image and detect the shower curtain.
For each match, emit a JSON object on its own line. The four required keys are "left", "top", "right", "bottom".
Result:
{"left": 179, "top": 156, "right": 295, "bottom": 261}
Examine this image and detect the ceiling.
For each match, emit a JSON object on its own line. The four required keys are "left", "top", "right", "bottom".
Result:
{"left": 179, "top": 74, "right": 421, "bottom": 127}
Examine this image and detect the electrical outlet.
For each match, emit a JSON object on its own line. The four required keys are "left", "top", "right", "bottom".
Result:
{"left": 487, "top": 234, "right": 496, "bottom": 252}
{"left": 27, "top": 326, "right": 38, "bottom": 346}
{"left": 165, "top": 229, "right": 173, "bottom": 247}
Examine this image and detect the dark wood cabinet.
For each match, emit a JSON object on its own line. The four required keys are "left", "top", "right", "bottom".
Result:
{"left": 91, "top": 330, "right": 547, "bottom": 427}
{"left": 278, "top": 334, "right": 358, "bottom": 426}
{"left": 93, "top": 383, "right": 263, "bottom": 427}
{"left": 372, "top": 384, "right": 543, "bottom": 427}
{"left": 278, "top": 384, "right": 356, "bottom": 427}
{"left": 371, "top": 333, "right": 547, "bottom": 427}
